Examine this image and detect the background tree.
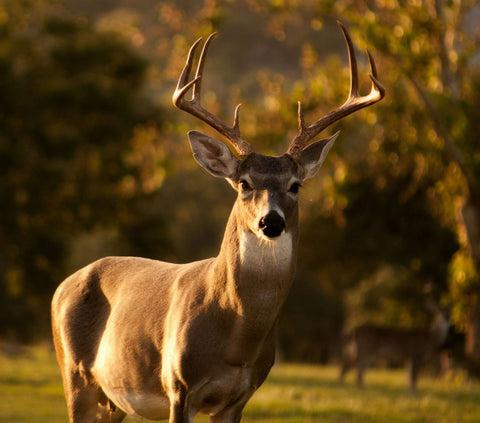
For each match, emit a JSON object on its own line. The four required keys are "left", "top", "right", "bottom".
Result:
{"left": 327, "top": 0, "right": 480, "bottom": 368}
{"left": 0, "top": 3, "right": 168, "bottom": 339}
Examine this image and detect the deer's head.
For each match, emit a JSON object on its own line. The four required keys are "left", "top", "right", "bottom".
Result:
{"left": 173, "top": 23, "right": 385, "bottom": 241}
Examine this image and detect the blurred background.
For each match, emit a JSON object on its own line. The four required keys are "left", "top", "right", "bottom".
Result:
{"left": 0, "top": 0, "right": 479, "bottom": 369}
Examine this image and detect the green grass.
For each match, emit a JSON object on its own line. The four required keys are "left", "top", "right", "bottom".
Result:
{"left": 1, "top": 346, "right": 480, "bottom": 422}
{"left": 0, "top": 345, "right": 67, "bottom": 422}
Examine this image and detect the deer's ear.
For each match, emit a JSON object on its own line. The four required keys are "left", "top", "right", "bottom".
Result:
{"left": 188, "top": 131, "right": 239, "bottom": 179}
{"left": 299, "top": 131, "right": 339, "bottom": 180}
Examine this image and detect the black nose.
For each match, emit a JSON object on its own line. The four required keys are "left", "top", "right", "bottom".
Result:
{"left": 259, "top": 211, "right": 286, "bottom": 238}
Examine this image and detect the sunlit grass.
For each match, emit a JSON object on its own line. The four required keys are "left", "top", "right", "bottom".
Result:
{"left": 242, "top": 364, "right": 480, "bottom": 422}
{"left": 1, "top": 346, "right": 479, "bottom": 422}
{"left": 0, "top": 345, "right": 67, "bottom": 423}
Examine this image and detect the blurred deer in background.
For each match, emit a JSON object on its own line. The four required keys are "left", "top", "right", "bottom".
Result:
{"left": 51, "top": 22, "right": 384, "bottom": 423}
{"left": 339, "top": 300, "right": 450, "bottom": 393}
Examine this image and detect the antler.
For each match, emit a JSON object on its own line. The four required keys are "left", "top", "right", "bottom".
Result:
{"left": 287, "top": 21, "right": 386, "bottom": 158}
{"left": 173, "top": 33, "right": 253, "bottom": 156}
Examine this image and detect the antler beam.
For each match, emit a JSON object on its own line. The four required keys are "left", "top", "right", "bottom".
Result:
{"left": 287, "top": 21, "right": 386, "bottom": 158}
{"left": 173, "top": 33, "right": 253, "bottom": 156}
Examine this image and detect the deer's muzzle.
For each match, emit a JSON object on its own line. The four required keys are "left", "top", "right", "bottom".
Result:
{"left": 259, "top": 211, "right": 286, "bottom": 239}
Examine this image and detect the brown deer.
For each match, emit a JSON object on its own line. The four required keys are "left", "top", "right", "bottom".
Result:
{"left": 51, "top": 23, "right": 384, "bottom": 423}
{"left": 339, "top": 302, "right": 450, "bottom": 393}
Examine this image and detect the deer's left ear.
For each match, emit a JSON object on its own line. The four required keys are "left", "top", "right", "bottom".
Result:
{"left": 299, "top": 131, "right": 339, "bottom": 180}
{"left": 188, "top": 131, "right": 239, "bottom": 179}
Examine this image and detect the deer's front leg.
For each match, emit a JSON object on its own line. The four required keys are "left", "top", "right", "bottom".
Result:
{"left": 208, "top": 400, "right": 247, "bottom": 423}
{"left": 409, "top": 358, "right": 421, "bottom": 394}
{"left": 169, "top": 381, "right": 194, "bottom": 423}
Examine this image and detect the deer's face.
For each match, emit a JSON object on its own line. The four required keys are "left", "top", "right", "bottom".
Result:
{"left": 232, "top": 153, "right": 301, "bottom": 239}
{"left": 189, "top": 130, "right": 337, "bottom": 240}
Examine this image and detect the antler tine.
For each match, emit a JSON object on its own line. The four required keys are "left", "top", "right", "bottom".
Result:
{"left": 340, "top": 21, "right": 359, "bottom": 99}
{"left": 173, "top": 34, "right": 253, "bottom": 157}
{"left": 367, "top": 49, "right": 377, "bottom": 79}
{"left": 193, "top": 32, "right": 216, "bottom": 101}
{"left": 287, "top": 22, "right": 385, "bottom": 159}
{"left": 173, "top": 38, "right": 202, "bottom": 105}
{"left": 367, "top": 49, "right": 385, "bottom": 97}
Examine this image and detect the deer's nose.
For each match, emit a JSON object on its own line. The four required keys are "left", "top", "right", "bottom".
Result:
{"left": 259, "top": 211, "right": 286, "bottom": 238}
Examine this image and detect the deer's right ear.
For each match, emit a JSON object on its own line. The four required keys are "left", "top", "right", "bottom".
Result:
{"left": 298, "top": 131, "right": 339, "bottom": 180}
{"left": 188, "top": 131, "right": 239, "bottom": 179}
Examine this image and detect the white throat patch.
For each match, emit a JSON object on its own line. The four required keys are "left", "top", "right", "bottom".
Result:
{"left": 239, "top": 231, "right": 293, "bottom": 271}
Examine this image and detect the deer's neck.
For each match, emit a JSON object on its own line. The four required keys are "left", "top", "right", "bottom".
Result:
{"left": 211, "top": 203, "right": 298, "bottom": 365}
{"left": 216, "top": 202, "right": 298, "bottom": 298}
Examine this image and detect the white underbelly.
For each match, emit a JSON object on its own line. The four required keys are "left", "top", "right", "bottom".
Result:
{"left": 93, "top": 336, "right": 169, "bottom": 419}
{"left": 102, "top": 387, "right": 170, "bottom": 420}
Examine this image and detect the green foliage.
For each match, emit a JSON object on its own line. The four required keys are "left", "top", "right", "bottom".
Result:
{"left": 448, "top": 250, "right": 479, "bottom": 330}
{"left": 0, "top": 9, "right": 166, "bottom": 339}
{"left": 345, "top": 264, "right": 431, "bottom": 329}
{"left": 332, "top": 0, "right": 479, "bottom": 336}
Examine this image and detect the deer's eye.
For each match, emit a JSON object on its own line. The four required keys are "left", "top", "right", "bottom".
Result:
{"left": 288, "top": 182, "right": 302, "bottom": 194}
{"left": 240, "top": 180, "right": 252, "bottom": 192}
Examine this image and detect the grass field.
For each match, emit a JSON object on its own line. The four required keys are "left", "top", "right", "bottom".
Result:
{"left": 1, "top": 345, "right": 480, "bottom": 422}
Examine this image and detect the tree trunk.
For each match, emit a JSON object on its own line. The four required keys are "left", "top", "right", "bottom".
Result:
{"left": 460, "top": 197, "right": 480, "bottom": 367}
{"left": 466, "top": 297, "right": 480, "bottom": 358}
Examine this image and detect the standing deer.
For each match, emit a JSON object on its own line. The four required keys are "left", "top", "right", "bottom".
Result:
{"left": 51, "top": 23, "right": 384, "bottom": 423}
{"left": 339, "top": 302, "right": 450, "bottom": 393}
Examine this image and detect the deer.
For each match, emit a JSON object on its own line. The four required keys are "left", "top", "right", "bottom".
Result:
{"left": 51, "top": 22, "right": 384, "bottom": 423}
{"left": 339, "top": 301, "right": 450, "bottom": 393}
